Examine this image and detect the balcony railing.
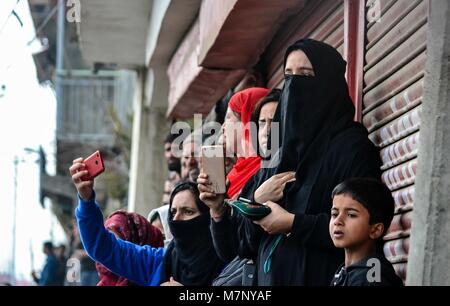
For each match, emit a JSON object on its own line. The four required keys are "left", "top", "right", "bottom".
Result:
{"left": 56, "top": 70, "right": 136, "bottom": 146}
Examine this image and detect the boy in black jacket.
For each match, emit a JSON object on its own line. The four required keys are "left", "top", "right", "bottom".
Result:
{"left": 329, "top": 178, "right": 403, "bottom": 286}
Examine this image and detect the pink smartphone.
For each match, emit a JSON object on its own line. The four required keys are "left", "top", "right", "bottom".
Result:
{"left": 83, "top": 150, "right": 105, "bottom": 180}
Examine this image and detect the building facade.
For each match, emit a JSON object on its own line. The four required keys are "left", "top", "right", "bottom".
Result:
{"left": 77, "top": 0, "right": 450, "bottom": 285}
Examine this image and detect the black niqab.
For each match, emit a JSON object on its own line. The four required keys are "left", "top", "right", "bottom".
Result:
{"left": 161, "top": 182, "right": 224, "bottom": 285}
{"left": 265, "top": 39, "right": 356, "bottom": 210}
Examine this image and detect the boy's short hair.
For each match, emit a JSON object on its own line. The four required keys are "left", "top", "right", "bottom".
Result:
{"left": 331, "top": 178, "right": 395, "bottom": 236}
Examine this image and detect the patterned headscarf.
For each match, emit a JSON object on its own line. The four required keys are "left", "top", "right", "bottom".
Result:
{"left": 96, "top": 210, "right": 164, "bottom": 286}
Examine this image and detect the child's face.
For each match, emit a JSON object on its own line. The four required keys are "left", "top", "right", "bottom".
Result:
{"left": 329, "top": 194, "right": 382, "bottom": 250}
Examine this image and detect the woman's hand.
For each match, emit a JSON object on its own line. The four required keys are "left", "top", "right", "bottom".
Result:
{"left": 69, "top": 158, "right": 94, "bottom": 201}
{"left": 254, "top": 201, "right": 295, "bottom": 235}
{"left": 197, "top": 173, "right": 226, "bottom": 221}
{"left": 160, "top": 277, "right": 183, "bottom": 286}
{"left": 254, "top": 171, "right": 296, "bottom": 203}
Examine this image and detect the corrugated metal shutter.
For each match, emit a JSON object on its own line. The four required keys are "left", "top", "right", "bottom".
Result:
{"left": 264, "top": 0, "right": 345, "bottom": 89}
{"left": 362, "top": 0, "right": 428, "bottom": 282}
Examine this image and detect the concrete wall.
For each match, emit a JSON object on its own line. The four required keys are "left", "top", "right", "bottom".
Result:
{"left": 407, "top": 0, "right": 450, "bottom": 286}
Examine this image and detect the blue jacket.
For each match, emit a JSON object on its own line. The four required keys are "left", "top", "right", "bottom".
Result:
{"left": 75, "top": 193, "right": 165, "bottom": 286}
{"left": 39, "top": 254, "right": 63, "bottom": 286}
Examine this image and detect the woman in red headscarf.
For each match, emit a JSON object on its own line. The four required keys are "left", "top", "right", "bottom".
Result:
{"left": 224, "top": 87, "right": 270, "bottom": 198}
{"left": 96, "top": 210, "right": 164, "bottom": 286}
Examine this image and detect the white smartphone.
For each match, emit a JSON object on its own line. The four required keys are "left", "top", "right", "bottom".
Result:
{"left": 201, "top": 145, "right": 226, "bottom": 194}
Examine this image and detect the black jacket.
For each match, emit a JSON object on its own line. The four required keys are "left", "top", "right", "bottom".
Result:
{"left": 331, "top": 254, "right": 403, "bottom": 286}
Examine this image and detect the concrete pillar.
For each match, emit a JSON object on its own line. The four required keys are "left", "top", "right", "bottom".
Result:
{"left": 128, "top": 69, "right": 145, "bottom": 214}
{"left": 128, "top": 67, "right": 169, "bottom": 216}
{"left": 406, "top": 0, "right": 450, "bottom": 286}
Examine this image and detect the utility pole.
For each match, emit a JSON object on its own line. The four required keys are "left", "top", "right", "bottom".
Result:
{"left": 11, "top": 147, "right": 42, "bottom": 285}
{"left": 11, "top": 156, "right": 19, "bottom": 285}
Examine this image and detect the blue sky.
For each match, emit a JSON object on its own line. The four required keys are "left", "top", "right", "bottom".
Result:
{"left": 0, "top": 0, "right": 66, "bottom": 284}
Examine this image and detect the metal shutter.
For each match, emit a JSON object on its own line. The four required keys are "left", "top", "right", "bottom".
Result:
{"left": 362, "top": 0, "right": 428, "bottom": 281}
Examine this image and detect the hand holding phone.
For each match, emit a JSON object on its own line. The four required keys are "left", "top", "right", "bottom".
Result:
{"left": 69, "top": 155, "right": 99, "bottom": 201}
{"left": 201, "top": 145, "right": 226, "bottom": 194}
{"left": 82, "top": 150, "right": 105, "bottom": 180}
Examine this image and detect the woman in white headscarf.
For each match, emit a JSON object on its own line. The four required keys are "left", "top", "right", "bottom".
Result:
{"left": 148, "top": 205, "right": 173, "bottom": 248}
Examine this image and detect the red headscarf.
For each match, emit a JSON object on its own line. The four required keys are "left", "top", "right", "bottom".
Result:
{"left": 96, "top": 210, "right": 164, "bottom": 286}
{"left": 226, "top": 87, "right": 270, "bottom": 198}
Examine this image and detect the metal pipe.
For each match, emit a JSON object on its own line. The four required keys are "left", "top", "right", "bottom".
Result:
{"left": 56, "top": 0, "right": 65, "bottom": 139}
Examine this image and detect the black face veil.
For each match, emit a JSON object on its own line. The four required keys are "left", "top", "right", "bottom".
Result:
{"left": 259, "top": 39, "right": 356, "bottom": 212}
{"left": 161, "top": 182, "right": 224, "bottom": 285}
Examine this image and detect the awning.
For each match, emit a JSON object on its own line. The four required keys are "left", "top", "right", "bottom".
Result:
{"left": 167, "top": 0, "right": 304, "bottom": 119}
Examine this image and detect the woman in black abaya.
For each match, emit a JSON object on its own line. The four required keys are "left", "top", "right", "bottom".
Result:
{"left": 200, "top": 39, "right": 382, "bottom": 285}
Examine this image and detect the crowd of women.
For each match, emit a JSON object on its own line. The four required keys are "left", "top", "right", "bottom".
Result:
{"left": 69, "top": 39, "right": 402, "bottom": 286}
